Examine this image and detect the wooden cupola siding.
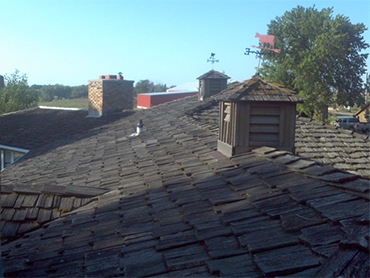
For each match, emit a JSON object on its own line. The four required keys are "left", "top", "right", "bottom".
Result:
{"left": 199, "top": 78, "right": 228, "bottom": 101}
{"left": 197, "top": 70, "right": 230, "bottom": 101}
{"left": 218, "top": 101, "right": 297, "bottom": 156}
{"left": 216, "top": 75, "right": 305, "bottom": 157}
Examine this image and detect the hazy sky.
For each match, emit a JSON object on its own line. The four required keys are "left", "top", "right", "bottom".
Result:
{"left": 1, "top": 0, "right": 369, "bottom": 87}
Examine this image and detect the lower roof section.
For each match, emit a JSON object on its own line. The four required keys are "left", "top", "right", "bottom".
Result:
{"left": 1, "top": 146, "right": 369, "bottom": 277}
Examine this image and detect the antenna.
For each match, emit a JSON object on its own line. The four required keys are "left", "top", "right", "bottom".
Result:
{"left": 207, "top": 53, "right": 219, "bottom": 70}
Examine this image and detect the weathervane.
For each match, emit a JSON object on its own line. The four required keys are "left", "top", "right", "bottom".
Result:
{"left": 207, "top": 53, "right": 219, "bottom": 70}
{"left": 245, "top": 33, "right": 280, "bottom": 72}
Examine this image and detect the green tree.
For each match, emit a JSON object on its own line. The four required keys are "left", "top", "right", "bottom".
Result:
{"left": 38, "top": 84, "right": 72, "bottom": 101}
{"left": 260, "top": 6, "right": 369, "bottom": 120}
{"left": 0, "top": 70, "right": 39, "bottom": 114}
{"left": 154, "top": 83, "right": 167, "bottom": 92}
{"left": 38, "top": 86, "right": 54, "bottom": 101}
{"left": 53, "top": 84, "right": 72, "bottom": 99}
{"left": 134, "top": 79, "right": 167, "bottom": 96}
{"left": 33, "top": 84, "right": 88, "bottom": 101}
{"left": 70, "top": 85, "right": 88, "bottom": 98}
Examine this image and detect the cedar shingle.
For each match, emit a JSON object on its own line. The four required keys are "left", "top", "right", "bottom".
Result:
{"left": 299, "top": 224, "right": 343, "bottom": 247}
{"left": 59, "top": 197, "right": 75, "bottom": 211}
{"left": 12, "top": 209, "right": 28, "bottom": 221}
{"left": 21, "top": 195, "right": 39, "bottom": 208}
{"left": 35, "top": 195, "right": 53, "bottom": 208}
{"left": 207, "top": 254, "right": 261, "bottom": 277}
{"left": 254, "top": 245, "right": 321, "bottom": 276}
{"left": 2, "top": 194, "right": 18, "bottom": 208}
{"left": 37, "top": 209, "right": 52, "bottom": 223}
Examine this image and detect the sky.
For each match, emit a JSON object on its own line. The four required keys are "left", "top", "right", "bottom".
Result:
{"left": 1, "top": 0, "right": 369, "bottom": 87}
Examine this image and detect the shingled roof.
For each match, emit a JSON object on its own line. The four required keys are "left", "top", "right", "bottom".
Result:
{"left": 197, "top": 70, "right": 230, "bottom": 80}
{"left": 1, "top": 93, "right": 369, "bottom": 277}
{"left": 186, "top": 92, "right": 370, "bottom": 178}
{"left": 213, "top": 74, "right": 305, "bottom": 103}
{"left": 0, "top": 107, "right": 132, "bottom": 151}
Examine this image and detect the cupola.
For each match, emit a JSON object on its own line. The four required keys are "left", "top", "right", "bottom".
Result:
{"left": 216, "top": 74, "right": 305, "bottom": 157}
{"left": 197, "top": 70, "right": 230, "bottom": 101}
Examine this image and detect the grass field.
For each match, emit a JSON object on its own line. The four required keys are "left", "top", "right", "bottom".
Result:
{"left": 39, "top": 98, "right": 89, "bottom": 109}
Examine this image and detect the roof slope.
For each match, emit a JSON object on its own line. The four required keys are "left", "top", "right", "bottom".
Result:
{"left": 1, "top": 94, "right": 369, "bottom": 277}
{"left": 186, "top": 94, "right": 370, "bottom": 178}
{"left": 354, "top": 102, "right": 370, "bottom": 117}
{"left": 212, "top": 75, "right": 305, "bottom": 103}
{"left": 197, "top": 70, "right": 230, "bottom": 80}
{"left": 0, "top": 107, "right": 132, "bottom": 150}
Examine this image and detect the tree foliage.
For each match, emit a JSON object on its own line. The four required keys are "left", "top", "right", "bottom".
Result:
{"left": 0, "top": 70, "right": 39, "bottom": 114}
{"left": 33, "top": 84, "right": 88, "bottom": 101}
{"left": 259, "top": 6, "right": 369, "bottom": 119}
{"left": 134, "top": 79, "right": 167, "bottom": 96}
{"left": 70, "top": 85, "right": 88, "bottom": 99}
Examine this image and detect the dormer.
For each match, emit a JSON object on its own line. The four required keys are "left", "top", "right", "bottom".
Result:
{"left": 216, "top": 75, "right": 305, "bottom": 157}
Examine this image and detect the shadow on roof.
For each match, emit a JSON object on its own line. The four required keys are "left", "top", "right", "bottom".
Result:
{"left": 1, "top": 108, "right": 134, "bottom": 165}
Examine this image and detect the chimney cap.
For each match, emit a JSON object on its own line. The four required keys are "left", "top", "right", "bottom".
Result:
{"left": 105, "top": 75, "right": 117, "bottom": 79}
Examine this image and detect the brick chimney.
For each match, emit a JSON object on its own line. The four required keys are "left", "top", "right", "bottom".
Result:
{"left": 88, "top": 75, "right": 134, "bottom": 116}
{"left": 216, "top": 74, "right": 305, "bottom": 156}
{"left": 197, "top": 70, "right": 229, "bottom": 101}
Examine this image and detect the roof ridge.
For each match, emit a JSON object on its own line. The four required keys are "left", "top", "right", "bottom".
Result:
{"left": 38, "top": 106, "right": 88, "bottom": 111}
{"left": 0, "top": 106, "right": 39, "bottom": 117}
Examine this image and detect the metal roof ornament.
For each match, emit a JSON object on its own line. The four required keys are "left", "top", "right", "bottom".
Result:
{"left": 253, "top": 33, "right": 280, "bottom": 53}
{"left": 207, "top": 53, "right": 219, "bottom": 70}
{"left": 245, "top": 33, "right": 280, "bottom": 73}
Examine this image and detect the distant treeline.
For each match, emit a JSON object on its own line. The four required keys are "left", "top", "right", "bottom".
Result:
{"left": 31, "top": 84, "right": 88, "bottom": 101}
{"left": 31, "top": 80, "right": 169, "bottom": 101}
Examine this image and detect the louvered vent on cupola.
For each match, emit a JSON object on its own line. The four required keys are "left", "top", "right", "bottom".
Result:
{"left": 197, "top": 70, "right": 230, "bottom": 101}
{"left": 216, "top": 74, "right": 305, "bottom": 157}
